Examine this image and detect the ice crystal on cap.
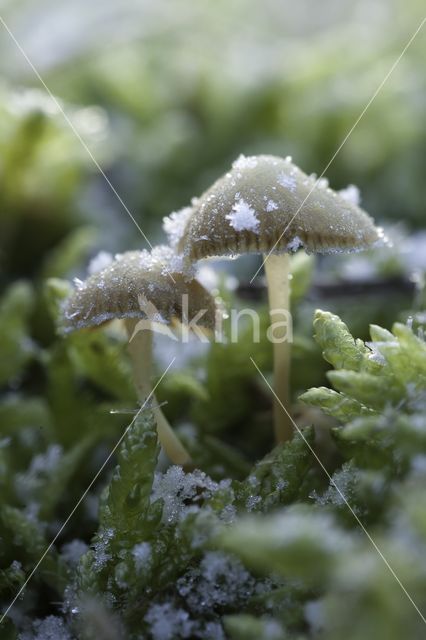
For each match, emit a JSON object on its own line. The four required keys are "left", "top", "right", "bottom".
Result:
{"left": 225, "top": 198, "right": 260, "bottom": 232}
{"left": 62, "top": 246, "right": 216, "bottom": 333}
{"left": 338, "top": 184, "right": 361, "bottom": 206}
{"left": 177, "top": 154, "right": 382, "bottom": 261}
{"left": 232, "top": 154, "right": 259, "bottom": 171}
{"left": 163, "top": 206, "right": 193, "bottom": 248}
{"left": 87, "top": 250, "right": 113, "bottom": 275}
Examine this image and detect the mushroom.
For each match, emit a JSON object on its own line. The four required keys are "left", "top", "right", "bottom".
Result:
{"left": 62, "top": 246, "right": 216, "bottom": 465}
{"left": 165, "top": 154, "right": 384, "bottom": 443}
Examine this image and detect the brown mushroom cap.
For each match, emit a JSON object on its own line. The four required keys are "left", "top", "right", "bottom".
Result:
{"left": 175, "top": 154, "right": 383, "bottom": 261}
{"left": 62, "top": 247, "right": 216, "bottom": 333}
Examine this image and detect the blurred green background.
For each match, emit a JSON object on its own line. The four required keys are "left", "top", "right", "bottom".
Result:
{"left": 0, "top": 0, "right": 425, "bottom": 290}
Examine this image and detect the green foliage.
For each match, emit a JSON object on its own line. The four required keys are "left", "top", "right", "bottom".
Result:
{"left": 0, "top": 6, "right": 425, "bottom": 635}
{"left": 0, "top": 282, "right": 36, "bottom": 386}
{"left": 301, "top": 310, "right": 426, "bottom": 417}
{"left": 2, "top": 275, "right": 426, "bottom": 639}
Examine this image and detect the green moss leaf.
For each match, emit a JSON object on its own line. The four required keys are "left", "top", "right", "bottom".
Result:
{"left": 299, "top": 387, "right": 373, "bottom": 421}
{"left": 0, "top": 282, "right": 36, "bottom": 385}
{"left": 313, "top": 309, "right": 369, "bottom": 372}
{"left": 224, "top": 614, "right": 285, "bottom": 640}
{"left": 101, "top": 406, "right": 160, "bottom": 541}
{"left": 234, "top": 428, "right": 315, "bottom": 512}
{"left": 217, "top": 506, "right": 352, "bottom": 583}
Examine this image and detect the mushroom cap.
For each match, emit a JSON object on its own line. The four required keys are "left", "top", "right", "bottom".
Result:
{"left": 175, "top": 154, "right": 383, "bottom": 261}
{"left": 62, "top": 246, "right": 216, "bottom": 333}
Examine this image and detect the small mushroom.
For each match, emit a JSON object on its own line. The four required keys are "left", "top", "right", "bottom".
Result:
{"left": 62, "top": 246, "right": 216, "bottom": 465}
{"left": 166, "top": 154, "right": 384, "bottom": 443}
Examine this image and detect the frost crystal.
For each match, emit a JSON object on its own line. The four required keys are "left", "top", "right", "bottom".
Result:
{"left": 151, "top": 467, "right": 221, "bottom": 524}
{"left": 266, "top": 199, "right": 278, "bottom": 212}
{"left": 277, "top": 171, "right": 296, "bottom": 192}
{"left": 286, "top": 236, "right": 303, "bottom": 252}
{"left": 305, "top": 600, "right": 325, "bottom": 633}
{"left": 93, "top": 527, "right": 115, "bottom": 571}
{"left": 15, "top": 445, "right": 63, "bottom": 503}
{"left": 366, "top": 341, "right": 387, "bottom": 365}
{"left": 72, "top": 278, "right": 85, "bottom": 290}
{"left": 163, "top": 207, "right": 193, "bottom": 248}
{"left": 316, "top": 177, "right": 329, "bottom": 189}
{"left": 232, "top": 154, "right": 258, "bottom": 170}
{"left": 225, "top": 198, "right": 260, "bottom": 233}
{"left": 144, "top": 603, "right": 193, "bottom": 640}
{"left": 19, "top": 616, "right": 73, "bottom": 640}
{"left": 177, "top": 551, "right": 255, "bottom": 613}
{"left": 246, "top": 495, "right": 262, "bottom": 512}
{"left": 132, "top": 542, "right": 152, "bottom": 572}
{"left": 87, "top": 251, "right": 113, "bottom": 275}
{"left": 315, "top": 463, "right": 359, "bottom": 508}
{"left": 338, "top": 184, "right": 361, "bottom": 206}
{"left": 308, "top": 173, "right": 329, "bottom": 190}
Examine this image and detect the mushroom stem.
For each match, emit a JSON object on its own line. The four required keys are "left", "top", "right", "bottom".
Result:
{"left": 124, "top": 318, "right": 191, "bottom": 465}
{"left": 263, "top": 252, "right": 293, "bottom": 443}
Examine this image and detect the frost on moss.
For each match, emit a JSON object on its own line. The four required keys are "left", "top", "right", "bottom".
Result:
{"left": 2, "top": 271, "right": 426, "bottom": 640}
{"left": 300, "top": 309, "right": 426, "bottom": 417}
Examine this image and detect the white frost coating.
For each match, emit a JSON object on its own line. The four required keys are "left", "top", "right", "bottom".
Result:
{"left": 87, "top": 251, "right": 113, "bottom": 275}
{"left": 338, "top": 184, "right": 361, "bottom": 206}
{"left": 177, "top": 551, "right": 255, "bottom": 613}
{"left": 305, "top": 600, "right": 325, "bottom": 634}
{"left": 144, "top": 603, "right": 193, "bottom": 640}
{"left": 149, "top": 245, "right": 188, "bottom": 276}
{"left": 232, "top": 154, "right": 258, "bottom": 170}
{"left": 151, "top": 466, "right": 226, "bottom": 524}
{"left": 19, "top": 616, "right": 73, "bottom": 640}
{"left": 15, "top": 445, "right": 63, "bottom": 504}
{"left": 163, "top": 206, "right": 193, "bottom": 248}
{"left": 315, "top": 463, "right": 358, "bottom": 507}
{"left": 286, "top": 236, "right": 303, "bottom": 252}
{"left": 113, "top": 245, "right": 191, "bottom": 278}
{"left": 277, "top": 171, "right": 296, "bottom": 192}
{"left": 246, "top": 495, "right": 262, "bottom": 512}
{"left": 132, "top": 542, "right": 152, "bottom": 572}
{"left": 266, "top": 199, "right": 278, "bottom": 212}
{"left": 308, "top": 173, "right": 329, "bottom": 190}
{"left": 61, "top": 539, "right": 88, "bottom": 566}
{"left": 225, "top": 198, "right": 260, "bottom": 232}
{"left": 93, "top": 527, "right": 114, "bottom": 572}
{"left": 316, "top": 177, "right": 329, "bottom": 190}
{"left": 366, "top": 342, "right": 386, "bottom": 365}
{"left": 72, "top": 278, "right": 85, "bottom": 291}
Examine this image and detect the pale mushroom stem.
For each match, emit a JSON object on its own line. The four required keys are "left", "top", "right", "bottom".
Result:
{"left": 124, "top": 318, "right": 191, "bottom": 465}
{"left": 263, "top": 252, "right": 294, "bottom": 443}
